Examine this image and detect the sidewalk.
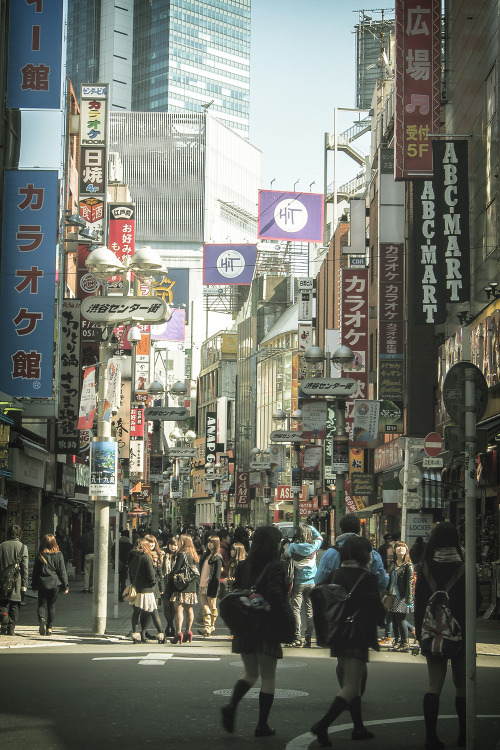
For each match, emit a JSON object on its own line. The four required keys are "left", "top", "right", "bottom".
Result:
{"left": 2, "top": 573, "right": 500, "bottom": 653}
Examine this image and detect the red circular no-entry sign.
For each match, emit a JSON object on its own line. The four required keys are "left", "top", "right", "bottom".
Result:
{"left": 424, "top": 432, "right": 443, "bottom": 457}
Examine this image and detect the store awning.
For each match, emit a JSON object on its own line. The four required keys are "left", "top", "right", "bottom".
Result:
{"left": 17, "top": 437, "right": 50, "bottom": 462}
{"left": 422, "top": 470, "right": 443, "bottom": 509}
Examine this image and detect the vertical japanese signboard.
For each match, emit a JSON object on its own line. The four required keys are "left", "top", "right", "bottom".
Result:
{"left": 79, "top": 85, "right": 108, "bottom": 244}
{"left": 0, "top": 171, "right": 58, "bottom": 397}
{"left": 395, "top": 0, "right": 440, "bottom": 179}
{"left": 412, "top": 141, "right": 470, "bottom": 324}
{"left": 379, "top": 242, "right": 405, "bottom": 414}
{"left": 7, "top": 0, "right": 65, "bottom": 109}
{"left": 235, "top": 471, "right": 249, "bottom": 509}
{"left": 57, "top": 300, "right": 82, "bottom": 453}
{"left": 341, "top": 269, "right": 368, "bottom": 431}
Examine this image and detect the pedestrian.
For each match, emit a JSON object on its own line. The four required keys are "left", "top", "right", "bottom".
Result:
{"left": 310, "top": 535, "right": 386, "bottom": 746}
{"left": 111, "top": 529, "right": 132, "bottom": 601}
{"left": 377, "top": 533, "right": 395, "bottom": 645}
{"left": 410, "top": 535, "right": 426, "bottom": 571}
{"left": 170, "top": 533, "right": 200, "bottom": 644}
{"left": 0, "top": 524, "right": 29, "bottom": 636}
{"left": 31, "top": 533, "right": 69, "bottom": 635}
{"left": 225, "top": 541, "right": 247, "bottom": 592}
{"left": 414, "top": 521, "right": 478, "bottom": 750}
{"left": 78, "top": 525, "right": 94, "bottom": 593}
{"left": 385, "top": 540, "right": 414, "bottom": 652}
{"left": 220, "top": 524, "right": 295, "bottom": 739}
{"left": 286, "top": 523, "right": 323, "bottom": 647}
{"left": 233, "top": 525, "right": 250, "bottom": 553}
{"left": 161, "top": 535, "right": 179, "bottom": 638}
{"left": 55, "top": 525, "right": 73, "bottom": 566}
{"left": 127, "top": 537, "right": 165, "bottom": 643}
{"left": 218, "top": 529, "right": 232, "bottom": 600}
{"left": 315, "top": 515, "right": 388, "bottom": 593}
{"left": 197, "top": 535, "right": 223, "bottom": 637}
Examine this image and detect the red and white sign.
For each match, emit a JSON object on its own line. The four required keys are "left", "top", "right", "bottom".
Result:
{"left": 424, "top": 431, "right": 442, "bottom": 457}
{"left": 277, "top": 485, "right": 293, "bottom": 501}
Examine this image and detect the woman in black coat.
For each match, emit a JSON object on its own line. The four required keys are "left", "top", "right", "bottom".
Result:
{"left": 310, "top": 535, "right": 386, "bottom": 746}
{"left": 197, "top": 535, "right": 223, "bottom": 637}
{"left": 414, "top": 521, "right": 479, "bottom": 750}
{"left": 127, "top": 538, "right": 164, "bottom": 643}
{"left": 31, "top": 533, "right": 69, "bottom": 636}
{"left": 220, "top": 525, "right": 294, "bottom": 739}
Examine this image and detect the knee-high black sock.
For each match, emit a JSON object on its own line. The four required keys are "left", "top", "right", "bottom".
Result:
{"left": 423, "top": 693, "right": 440, "bottom": 741}
{"left": 349, "top": 696, "right": 364, "bottom": 731}
{"left": 455, "top": 696, "right": 466, "bottom": 746}
{"left": 230, "top": 678, "right": 252, "bottom": 708}
{"left": 320, "top": 695, "right": 348, "bottom": 728}
{"left": 258, "top": 692, "right": 274, "bottom": 727}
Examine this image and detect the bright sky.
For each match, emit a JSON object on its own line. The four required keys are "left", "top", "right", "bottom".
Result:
{"left": 250, "top": 0, "right": 379, "bottom": 194}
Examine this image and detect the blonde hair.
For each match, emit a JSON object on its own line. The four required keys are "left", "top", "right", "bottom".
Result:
{"left": 178, "top": 534, "right": 199, "bottom": 563}
{"left": 231, "top": 542, "right": 247, "bottom": 562}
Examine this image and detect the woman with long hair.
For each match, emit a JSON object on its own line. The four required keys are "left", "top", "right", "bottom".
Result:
{"left": 197, "top": 535, "right": 223, "bottom": 637}
{"left": 415, "top": 521, "right": 477, "bottom": 750}
{"left": 127, "top": 538, "right": 165, "bottom": 643}
{"left": 31, "top": 533, "right": 69, "bottom": 636}
{"left": 226, "top": 542, "right": 247, "bottom": 592}
{"left": 161, "top": 535, "right": 179, "bottom": 638}
{"left": 170, "top": 534, "right": 200, "bottom": 644}
{"left": 386, "top": 540, "right": 414, "bottom": 652}
{"left": 310, "top": 536, "right": 386, "bottom": 746}
{"left": 221, "top": 525, "right": 294, "bottom": 738}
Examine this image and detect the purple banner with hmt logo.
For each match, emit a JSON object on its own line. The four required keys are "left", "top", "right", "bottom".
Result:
{"left": 258, "top": 190, "right": 324, "bottom": 242}
{"left": 203, "top": 244, "right": 257, "bottom": 285}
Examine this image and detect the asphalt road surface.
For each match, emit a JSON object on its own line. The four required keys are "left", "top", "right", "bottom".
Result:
{"left": 1, "top": 639, "right": 499, "bottom": 749}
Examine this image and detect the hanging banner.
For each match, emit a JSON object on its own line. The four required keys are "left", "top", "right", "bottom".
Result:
{"left": 394, "top": 0, "right": 441, "bottom": 179}
{"left": 301, "top": 399, "right": 328, "bottom": 439}
{"left": 352, "top": 400, "right": 381, "bottom": 446}
{"left": 203, "top": 244, "right": 257, "bottom": 285}
{"left": 332, "top": 436, "right": 349, "bottom": 473}
{"left": 412, "top": 141, "right": 470, "bottom": 324}
{"left": 258, "top": 191, "right": 324, "bottom": 242}
{"left": 103, "top": 359, "right": 121, "bottom": 421}
{"left": 57, "top": 300, "right": 82, "bottom": 453}
{"left": 78, "top": 367, "right": 96, "bottom": 430}
{"left": 90, "top": 439, "right": 118, "bottom": 497}
{"left": 269, "top": 444, "right": 287, "bottom": 473}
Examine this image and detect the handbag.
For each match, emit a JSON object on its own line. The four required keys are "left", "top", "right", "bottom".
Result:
{"left": 172, "top": 554, "right": 199, "bottom": 591}
{"left": 123, "top": 555, "right": 142, "bottom": 605}
{"left": 382, "top": 593, "right": 393, "bottom": 611}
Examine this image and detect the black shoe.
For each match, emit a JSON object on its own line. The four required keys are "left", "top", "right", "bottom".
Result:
{"left": 304, "top": 634, "right": 312, "bottom": 648}
{"left": 425, "top": 739, "right": 445, "bottom": 750}
{"left": 311, "top": 722, "right": 331, "bottom": 747}
{"left": 143, "top": 631, "right": 157, "bottom": 641}
{"left": 352, "top": 727, "right": 375, "bottom": 740}
{"left": 221, "top": 704, "right": 235, "bottom": 733}
{"left": 39, "top": 618, "right": 46, "bottom": 636}
{"left": 255, "top": 725, "right": 276, "bottom": 737}
{"left": 80, "top": 589, "right": 90, "bottom": 593}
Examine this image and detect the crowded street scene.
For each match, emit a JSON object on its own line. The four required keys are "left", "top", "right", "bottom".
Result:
{"left": 1, "top": 1, "right": 500, "bottom": 749}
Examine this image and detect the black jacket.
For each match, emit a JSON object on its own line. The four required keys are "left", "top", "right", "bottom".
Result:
{"left": 170, "top": 552, "right": 199, "bottom": 593}
{"left": 0, "top": 539, "right": 29, "bottom": 601}
{"left": 199, "top": 551, "right": 222, "bottom": 598}
{"left": 32, "top": 551, "right": 68, "bottom": 591}
{"left": 127, "top": 549, "right": 156, "bottom": 594}
{"left": 330, "top": 565, "right": 386, "bottom": 652}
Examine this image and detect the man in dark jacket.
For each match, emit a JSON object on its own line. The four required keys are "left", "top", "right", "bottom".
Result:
{"left": 0, "top": 524, "right": 29, "bottom": 635}
{"left": 111, "top": 529, "right": 132, "bottom": 600}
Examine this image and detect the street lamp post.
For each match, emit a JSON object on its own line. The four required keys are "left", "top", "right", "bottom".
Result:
{"left": 271, "top": 409, "right": 302, "bottom": 529}
{"left": 148, "top": 379, "right": 165, "bottom": 535}
{"left": 250, "top": 447, "right": 272, "bottom": 525}
{"left": 304, "top": 345, "right": 355, "bottom": 537}
{"left": 84, "top": 243, "right": 166, "bottom": 635}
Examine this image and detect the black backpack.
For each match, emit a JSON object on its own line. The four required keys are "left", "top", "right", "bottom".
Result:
{"left": 310, "top": 571, "right": 368, "bottom": 649}
{"left": 0, "top": 548, "right": 22, "bottom": 599}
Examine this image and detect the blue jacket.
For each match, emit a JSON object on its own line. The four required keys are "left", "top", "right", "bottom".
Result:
{"left": 286, "top": 525, "right": 323, "bottom": 585}
{"left": 314, "top": 532, "right": 389, "bottom": 592}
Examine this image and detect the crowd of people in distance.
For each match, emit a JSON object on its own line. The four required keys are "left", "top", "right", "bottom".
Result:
{"left": 0, "top": 517, "right": 475, "bottom": 748}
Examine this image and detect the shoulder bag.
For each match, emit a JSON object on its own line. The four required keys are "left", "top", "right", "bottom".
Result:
{"left": 219, "top": 564, "right": 272, "bottom": 638}
{"left": 40, "top": 554, "right": 64, "bottom": 589}
{"left": 123, "top": 556, "right": 142, "bottom": 604}
{"left": 172, "top": 553, "right": 200, "bottom": 591}
{"left": 0, "top": 547, "right": 22, "bottom": 599}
